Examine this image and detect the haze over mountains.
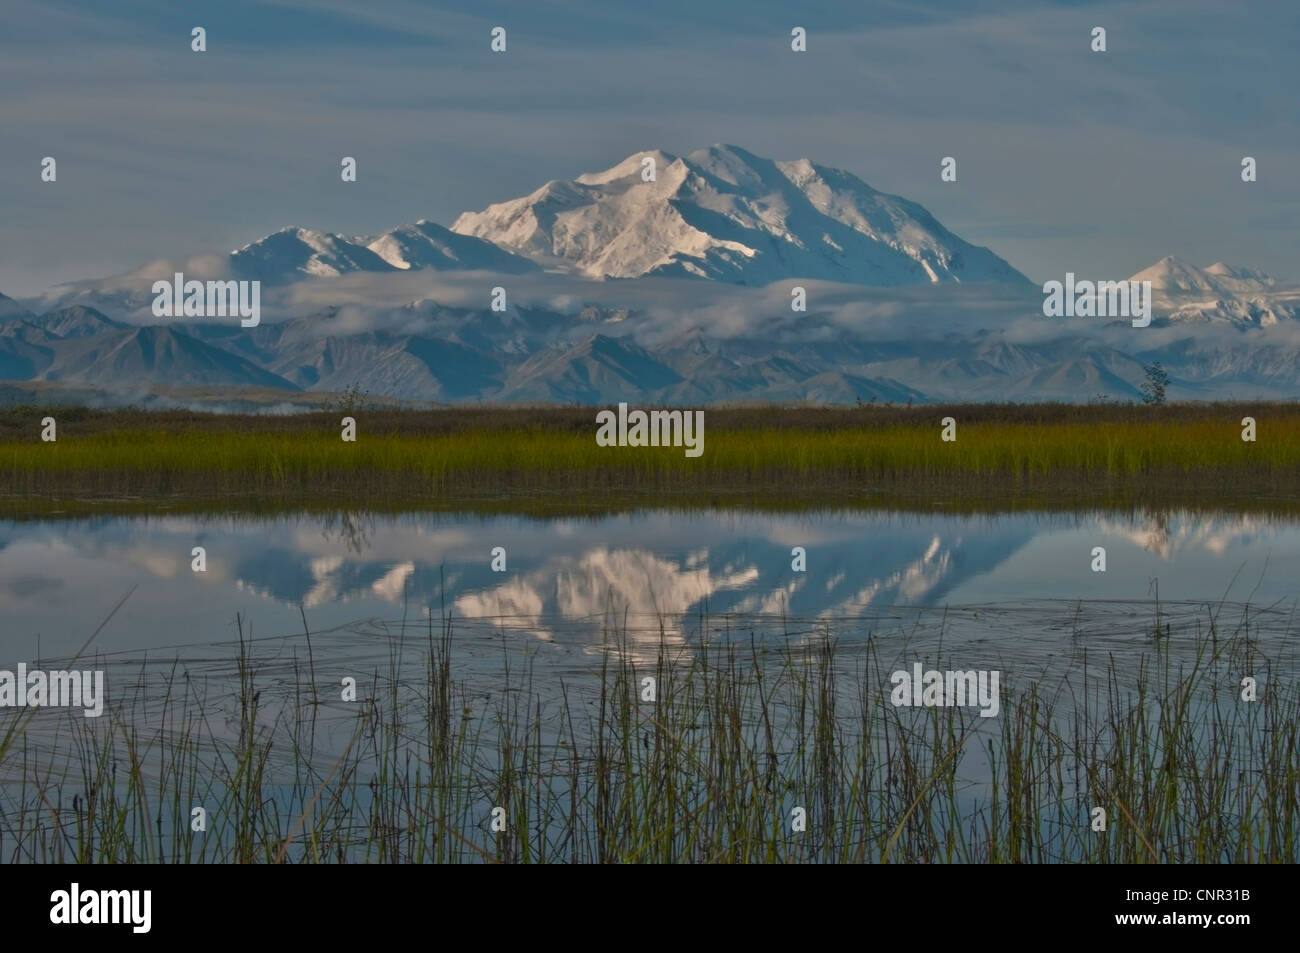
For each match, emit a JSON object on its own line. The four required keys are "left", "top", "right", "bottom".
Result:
{"left": 4, "top": 146, "right": 1298, "bottom": 406}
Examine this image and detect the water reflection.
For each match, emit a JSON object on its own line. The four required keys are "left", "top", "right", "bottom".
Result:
{"left": 1, "top": 510, "right": 1298, "bottom": 661}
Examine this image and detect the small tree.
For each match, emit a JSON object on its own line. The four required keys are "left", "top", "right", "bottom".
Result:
{"left": 1139, "top": 361, "right": 1169, "bottom": 406}
{"left": 336, "top": 380, "right": 369, "bottom": 415}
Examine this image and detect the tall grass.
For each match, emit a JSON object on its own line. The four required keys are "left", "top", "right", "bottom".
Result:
{"left": 1, "top": 602, "right": 1294, "bottom": 863}
{"left": 3, "top": 404, "right": 1299, "bottom": 517}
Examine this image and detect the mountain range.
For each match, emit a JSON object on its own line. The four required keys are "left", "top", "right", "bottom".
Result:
{"left": 4, "top": 145, "right": 1298, "bottom": 406}
{"left": 449, "top": 145, "right": 1027, "bottom": 286}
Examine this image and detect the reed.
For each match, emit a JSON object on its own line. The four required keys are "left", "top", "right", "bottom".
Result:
{"left": 1, "top": 600, "right": 1294, "bottom": 863}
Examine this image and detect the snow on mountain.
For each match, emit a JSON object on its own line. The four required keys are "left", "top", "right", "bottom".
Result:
{"left": 364, "top": 219, "right": 539, "bottom": 274}
{"left": 228, "top": 221, "right": 539, "bottom": 285}
{"left": 1129, "top": 256, "right": 1298, "bottom": 325}
{"left": 28, "top": 143, "right": 1029, "bottom": 310}
{"left": 1202, "top": 262, "right": 1280, "bottom": 291}
{"left": 230, "top": 227, "right": 396, "bottom": 284}
{"left": 451, "top": 144, "right": 1028, "bottom": 286}
{"left": 11, "top": 144, "right": 1300, "bottom": 406}
{"left": 1131, "top": 256, "right": 1280, "bottom": 296}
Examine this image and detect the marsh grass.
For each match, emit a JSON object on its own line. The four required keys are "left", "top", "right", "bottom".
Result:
{"left": 2, "top": 403, "right": 1299, "bottom": 517}
{"left": 0, "top": 600, "right": 1295, "bottom": 864}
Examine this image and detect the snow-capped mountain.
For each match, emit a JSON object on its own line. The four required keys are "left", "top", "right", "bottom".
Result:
{"left": 8, "top": 144, "right": 1300, "bottom": 407}
{"left": 225, "top": 145, "right": 1025, "bottom": 288}
{"left": 203, "top": 222, "right": 540, "bottom": 286}
{"left": 230, "top": 227, "right": 396, "bottom": 283}
{"left": 364, "top": 219, "right": 539, "bottom": 274}
{"left": 1132, "top": 256, "right": 1278, "bottom": 296}
{"left": 35, "top": 144, "right": 1032, "bottom": 299}
{"left": 1129, "top": 256, "right": 1299, "bottom": 326}
{"left": 451, "top": 145, "right": 1028, "bottom": 286}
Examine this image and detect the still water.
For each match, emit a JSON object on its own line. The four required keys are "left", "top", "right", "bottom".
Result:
{"left": 3, "top": 507, "right": 1296, "bottom": 862}
{"left": 2, "top": 508, "right": 1297, "bottom": 674}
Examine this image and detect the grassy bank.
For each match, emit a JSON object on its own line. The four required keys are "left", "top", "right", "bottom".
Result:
{"left": 1, "top": 605, "right": 1295, "bottom": 863}
{"left": 1, "top": 402, "right": 1298, "bottom": 517}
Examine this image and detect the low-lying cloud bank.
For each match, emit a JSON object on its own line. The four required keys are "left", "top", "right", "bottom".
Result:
{"left": 10, "top": 266, "right": 1300, "bottom": 405}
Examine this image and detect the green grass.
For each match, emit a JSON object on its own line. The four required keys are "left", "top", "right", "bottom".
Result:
{"left": 1, "top": 603, "right": 1295, "bottom": 863}
{"left": 1, "top": 402, "right": 1299, "bottom": 517}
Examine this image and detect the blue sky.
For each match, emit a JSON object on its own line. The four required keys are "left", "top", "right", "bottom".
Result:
{"left": 1, "top": 0, "right": 1295, "bottom": 297}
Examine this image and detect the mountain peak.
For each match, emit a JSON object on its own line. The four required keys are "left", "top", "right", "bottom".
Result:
{"left": 1205, "top": 261, "right": 1275, "bottom": 284}
{"left": 452, "top": 144, "right": 1027, "bottom": 287}
{"left": 36, "top": 304, "right": 126, "bottom": 339}
{"left": 231, "top": 227, "right": 394, "bottom": 283}
{"left": 575, "top": 150, "right": 680, "bottom": 186}
{"left": 364, "top": 220, "right": 539, "bottom": 274}
{"left": 1131, "top": 256, "right": 1278, "bottom": 295}
{"left": 1128, "top": 256, "right": 1294, "bottom": 326}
